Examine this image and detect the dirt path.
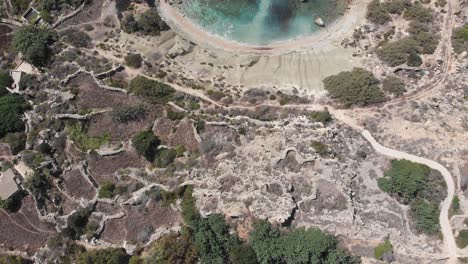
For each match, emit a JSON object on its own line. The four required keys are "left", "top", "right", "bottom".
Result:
{"left": 361, "top": 130, "right": 457, "bottom": 263}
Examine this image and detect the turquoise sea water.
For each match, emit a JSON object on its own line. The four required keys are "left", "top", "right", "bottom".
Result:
{"left": 181, "top": 0, "right": 347, "bottom": 45}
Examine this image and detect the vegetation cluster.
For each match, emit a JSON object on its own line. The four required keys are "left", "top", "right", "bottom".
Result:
{"left": 378, "top": 159, "right": 446, "bottom": 234}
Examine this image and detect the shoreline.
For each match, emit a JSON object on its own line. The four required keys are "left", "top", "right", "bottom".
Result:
{"left": 158, "top": 0, "right": 370, "bottom": 55}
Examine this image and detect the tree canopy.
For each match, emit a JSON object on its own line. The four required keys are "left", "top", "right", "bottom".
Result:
{"left": 250, "top": 221, "right": 359, "bottom": 264}
{"left": 323, "top": 68, "right": 387, "bottom": 107}
{"left": 0, "top": 94, "right": 29, "bottom": 138}
{"left": 378, "top": 159, "right": 445, "bottom": 234}
{"left": 12, "top": 26, "right": 55, "bottom": 67}
{"left": 132, "top": 130, "right": 161, "bottom": 161}
{"left": 0, "top": 71, "right": 13, "bottom": 96}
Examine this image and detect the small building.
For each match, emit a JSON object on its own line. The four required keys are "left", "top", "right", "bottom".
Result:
{"left": 0, "top": 169, "right": 21, "bottom": 200}
{"left": 9, "top": 61, "right": 37, "bottom": 91}
{"left": 22, "top": 7, "right": 41, "bottom": 25}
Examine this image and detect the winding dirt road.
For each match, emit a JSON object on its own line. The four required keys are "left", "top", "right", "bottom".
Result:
{"left": 361, "top": 130, "right": 457, "bottom": 263}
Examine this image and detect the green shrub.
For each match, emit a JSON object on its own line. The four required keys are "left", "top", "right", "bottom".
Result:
{"left": 98, "top": 181, "right": 118, "bottom": 198}
{"left": 382, "top": 0, "right": 411, "bottom": 14}
{"left": 12, "top": 26, "right": 55, "bottom": 67}
{"left": 77, "top": 248, "right": 129, "bottom": 264}
{"left": 310, "top": 110, "right": 333, "bottom": 124}
{"left": 11, "top": 0, "right": 29, "bottom": 14}
{"left": 228, "top": 244, "right": 258, "bottom": 264}
{"left": 0, "top": 255, "right": 29, "bottom": 264}
{"left": 132, "top": 130, "right": 160, "bottom": 161}
{"left": 128, "top": 76, "right": 175, "bottom": 104}
{"left": 408, "top": 21, "right": 430, "bottom": 35}
{"left": 66, "top": 123, "right": 110, "bottom": 151}
{"left": 124, "top": 53, "right": 142, "bottom": 68}
{"left": 154, "top": 148, "right": 177, "bottom": 168}
{"left": 0, "top": 71, "right": 13, "bottom": 96}
{"left": 60, "top": 29, "right": 91, "bottom": 48}
{"left": 404, "top": 3, "right": 433, "bottom": 22}
{"left": 451, "top": 195, "right": 461, "bottom": 215}
{"left": 406, "top": 50, "right": 423, "bottom": 66}
{"left": 207, "top": 90, "right": 225, "bottom": 101}
{"left": 378, "top": 159, "right": 445, "bottom": 235}
{"left": 378, "top": 159, "right": 430, "bottom": 203}
{"left": 67, "top": 206, "right": 93, "bottom": 239}
{"left": 18, "top": 73, "right": 40, "bottom": 90}
{"left": 382, "top": 75, "right": 406, "bottom": 96}
{"left": 410, "top": 199, "right": 440, "bottom": 235}
{"left": 376, "top": 38, "right": 419, "bottom": 66}
{"left": 323, "top": 68, "right": 387, "bottom": 107}
{"left": 374, "top": 238, "right": 393, "bottom": 260}
{"left": 366, "top": 0, "right": 391, "bottom": 25}
{"left": 0, "top": 94, "right": 29, "bottom": 138}
{"left": 2, "top": 132, "right": 26, "bottom": 155}
{"left": 250, "top": 221, "right": 359, "bottom": 264}
{"left": 413, "top": 31, "right": 439, "bottom": 54}
{"left": 452, "top": 24, "right": 468, "bottom": 54}
{"left": 457, "top": 230, "right": 468, "bottom": 248}
{"left": 181, "top": 185, "right": 198, "bottom": 224}
{"left": 112, "top": 105, "right": 146, "bottom": 123}
{"left": 121, "top": 14, "right": 140, "bottom": 33}
{"left": 138, "top": 9, "right": 168, "bottom": 35}
{"left": 0, "top": 191, "right": 24, "bottom": 212}
{"left": 167, "top": 110, "right": 185, "bottom": 121}
{"left": 145, "top": 232, "right": 198, "bottom": 264}
{"left": 147, "top": 188, "right": 178, "bottom": 206}
{"left": 311, "top": 140, "right": 329, "bottom": 156}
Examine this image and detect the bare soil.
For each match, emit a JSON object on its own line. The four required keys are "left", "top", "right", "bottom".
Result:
{"left": 0, "top": 196, "right": 56, "bottom": 253}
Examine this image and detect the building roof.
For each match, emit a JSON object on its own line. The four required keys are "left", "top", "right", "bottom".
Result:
{"left": 0, "top": 169, "right": 20, "bottom": 200}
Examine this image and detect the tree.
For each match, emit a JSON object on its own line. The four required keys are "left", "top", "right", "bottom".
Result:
{"left": 249, "top": 221, "right": 283, "bottom": 264}
{"left": 323, "top": 68, "right": 387, "bottom": 107}
{"left": 250, "top": 221, "right": 359, "bottom": 264}
{"left": 12, "top": 26, "right": 55, "bottom": 67}
{"left": 0, "top": 94, "right": 29, "bottom": 138}
{"left": 132, "top": 130, "right": 161, "bottom": 161}
{"left": 378, "top": 159, "right": 445, "bottom": 235}
{"left": 67, "top": 206, "right": 93, "bottom": 239}
{"left": 138, "top": 9, "right": 168, "bottom": 35}
{"left": 378, "top": 159, "right": 430, "bottom": 203}
{"left": 228, "top": 244, "right": 258, "bottom": 264}
{"left": 0, "top": 71, "right": 13, "bottom": 96}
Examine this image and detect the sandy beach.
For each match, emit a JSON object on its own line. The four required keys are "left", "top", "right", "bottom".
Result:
{"left": 158, "top": 0, "right": 371, "bottom": 55}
